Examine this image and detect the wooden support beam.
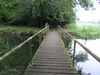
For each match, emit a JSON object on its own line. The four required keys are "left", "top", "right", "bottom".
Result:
{"left": 29, "top": 39, "right": 32, "bottom": 57}
{"left": 73, "top": 41, "right": 76, "bottom": 66}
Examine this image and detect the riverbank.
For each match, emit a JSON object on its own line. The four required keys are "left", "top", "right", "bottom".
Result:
{"left": 1, "top": 24, "right": 100, "bottom": 39}
{"left": 0, "top": 25, "right": 40, "bottom": 36}
{"left": 66, "top": 24, "right": 100, "bottom": 39}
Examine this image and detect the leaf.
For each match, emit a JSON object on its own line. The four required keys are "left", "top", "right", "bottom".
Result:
{"left": 0, "top": 15, "right": 3, "bottom": 18}
{"left": 1, "top": 6, "right": 6, "bottom": 10}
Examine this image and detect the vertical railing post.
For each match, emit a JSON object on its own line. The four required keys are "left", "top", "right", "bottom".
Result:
{"left": 73, "top": 41, "right": 76, "bottom": 66}
{"left": 47, "top": 25, "right": 49, "bottom": 33}
{"left": 39, "top": 34, "right": 42, "bottom": 44}
{"left": 45, "top": 23, "right": 48, "bottom": 35}
{"left": 43, "top": 30, "right": 46, "bottom": 38}
{"left": 29, "top": 39, "right": 33, "bottom": 57}
{"left": 65, "top": 34, "right": 68, "bottom": 46}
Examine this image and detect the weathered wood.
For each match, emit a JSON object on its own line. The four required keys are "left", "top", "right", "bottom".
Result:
{"left": 73, "top": 41, "right": 76, "bottom": 66}
{"left": 0, "top": 25, "right": 49, "bottom": 61}
{"left": 29, "top": 40, "right": 32, "bottom": 57}
{"left": 39, "top": 34, "right": 41, "bottom": 44}
{"left": 24, "top": 30, "right": 78, "bottom": 75}
{"left": 24, "top": 72, "right": 78, "bottom": 75}
{"left": 59, "top": 26, "right": 100, "bottom": 63}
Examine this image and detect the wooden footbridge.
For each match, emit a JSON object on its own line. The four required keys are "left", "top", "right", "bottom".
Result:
{"left": 24, "top": 30, "right": 77, "bottom": 75}
{"left": 0, "top": 24, "right": 100, "bottom": 75}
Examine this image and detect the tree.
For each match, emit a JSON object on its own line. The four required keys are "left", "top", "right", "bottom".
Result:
{"left": 0, "top": 0, "right": 94, "bottom": 27}
{"left": 0, "top": 0, "right": 17, "bottom": 24}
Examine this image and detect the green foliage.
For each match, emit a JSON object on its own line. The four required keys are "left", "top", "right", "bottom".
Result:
{"left": 0, "top": 0, "right": 17, "bottom": 24}
{"left": 0, "top": 25, "right": 40, "bottom": 36}
{"left": 0, "top": 38, "right": 6, "bottom": 56}
{"left": 78, "top": 0, "right": 93, "bottom": 10}
{"left": 9, "top": 0, "right": 76, "bottom": 27}
{"left": 66, "top": 24, "right": 100, "bottom": 39}
{"left": 0, "top": 0, "right": 94, "bottom": 27}
{"left": 0, "top": 36, "right": 40, "bottom": 75}
{"left": 0, "top": 68, "right": 20, "bottom": 75}
{"left": 0, "top": 38, "right": 4, "bottom": 42}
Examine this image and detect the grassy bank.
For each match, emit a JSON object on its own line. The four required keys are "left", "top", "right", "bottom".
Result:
{"left": 66, "top": 24, "right": 100, "bottom": 39}
{"left": 0, "top": 25, "right": 40, "bottom": 36}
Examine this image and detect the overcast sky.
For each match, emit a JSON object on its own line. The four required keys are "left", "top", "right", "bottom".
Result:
{"left": 76, "top": 0, "right": 100, "bottom": 23}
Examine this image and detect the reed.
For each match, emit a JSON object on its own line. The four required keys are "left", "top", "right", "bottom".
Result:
{"left": 66, "top": 24, "right": 100, "bottom": 39}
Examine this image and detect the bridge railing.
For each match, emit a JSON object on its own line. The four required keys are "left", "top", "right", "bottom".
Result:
{"left": 0, "top": 24, "right": 49, "bottom": 74}
{"left": 58, "top": 26, "right": 100, "bottom": 64}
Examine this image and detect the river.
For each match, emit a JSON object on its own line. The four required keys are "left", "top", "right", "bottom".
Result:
{"left": 74, "top": 39, "right": 100, "bottom": 75}
{"left": 0, "top": 35, "right": 40, "bottom": 75}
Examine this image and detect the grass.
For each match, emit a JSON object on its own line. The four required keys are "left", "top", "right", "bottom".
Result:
{"left": 0, "top": 25, "right": 41, "bottom": 36}
{"left": 66, "top": 24, "right": 100, "bottom": 39}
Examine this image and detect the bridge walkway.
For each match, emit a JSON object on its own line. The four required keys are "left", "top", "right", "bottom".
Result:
{"left": 24, "top": 30, "right": 78, "bottom": 75}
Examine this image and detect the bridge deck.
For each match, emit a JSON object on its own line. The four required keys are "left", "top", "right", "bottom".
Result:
{"left": 24, "top": 30, "right": 78, "bottom": 75}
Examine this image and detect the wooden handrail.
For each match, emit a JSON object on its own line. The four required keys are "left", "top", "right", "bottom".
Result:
{"left": 0, "top": 25, "right": 49, "bottom": 61}
{"left": 58, "top": 26, "right": 100, "bottom": 63}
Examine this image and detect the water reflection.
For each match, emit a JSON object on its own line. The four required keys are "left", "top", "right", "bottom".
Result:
{"left": 75, "top": 39, "right": 100, "bottom": 75}
{"left": 75, "top": 51, "right": 88, "bottom": 64}
{"left": 0, "top": 35, "right": 41, "bottom": 75}
{"left": 62, "top": 36, "right": 100, "bottom": 75}
{"left": 0, "top": 36, "right": 29, "bottom": 56}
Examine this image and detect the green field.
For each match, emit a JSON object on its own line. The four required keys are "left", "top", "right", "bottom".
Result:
{"left": 0, "top": 25, "right": 40, "bottom": 36}
{"left": 66, "top": 23, "right": 100, "bottom": 39}
{"left": 0, "top": 24, "right": 100, "bottom": 39}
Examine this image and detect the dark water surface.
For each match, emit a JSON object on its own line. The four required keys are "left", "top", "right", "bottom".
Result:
{"left": 0, "top": 35, "right": 40, "bottom": 75}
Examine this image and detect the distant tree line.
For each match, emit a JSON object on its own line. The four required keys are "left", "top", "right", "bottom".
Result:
{"left": 0, "top": 0, "right": 93, "bottom": 27}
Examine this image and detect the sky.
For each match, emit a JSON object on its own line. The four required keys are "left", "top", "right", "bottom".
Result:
{"left": 76, "top": 0, "right": 100, "bottom": 23}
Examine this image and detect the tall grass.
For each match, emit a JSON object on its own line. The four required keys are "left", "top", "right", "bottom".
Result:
{"left": 0, "top": 25, "right": 40, "bottom": 36}
{"left": 66, "top": 24, "right": 100, "bottom": 39}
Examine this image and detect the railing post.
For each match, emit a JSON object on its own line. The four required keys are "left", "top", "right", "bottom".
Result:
{"left": 47, "top": 25, "right": 49, "bottom": 33}
{"left": 73, "top": 41, "right": 76, "bottom": 66}
{"left": 39, "top": 34, "right": 42, "bottom": 44}
{"left": 45, "top": 23, "right": 49, "bottom": 35}
{"left": 45, "top": 23, "right": 48, "bottom": 27}
{"left": 43, "top": 31, "right": 46, "bottom": 38}
{"left": 29, "top": 39, "right": 32, "bottom": 57}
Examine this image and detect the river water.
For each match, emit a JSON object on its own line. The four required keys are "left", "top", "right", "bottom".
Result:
{"left": 0, "top": 35, "right": 100, "bottom": 75}
{"left": 0, "top": 35, "right": 40, "bottom": 75}
{"left": 71, "top": 39, "right": 100, "bottom": 75}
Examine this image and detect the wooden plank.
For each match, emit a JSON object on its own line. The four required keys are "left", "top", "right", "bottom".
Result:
{"left": 24, "top": 72, "right": 78, "bottom": 75}
{"left": 30, "top": 65, "right": 73, "bottom": 70}
{"left": 24, "top": 30, "right": 78, "bottom": 75}
{"left": 26, "top": 69, "right": 77, "bottom": 73}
